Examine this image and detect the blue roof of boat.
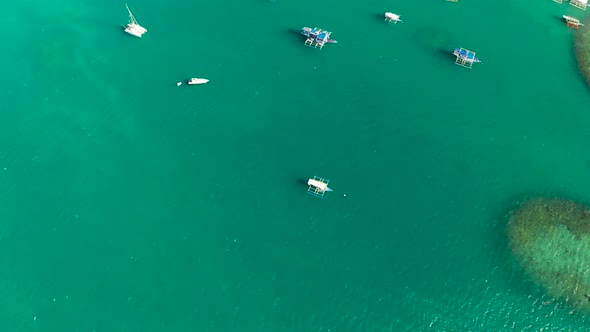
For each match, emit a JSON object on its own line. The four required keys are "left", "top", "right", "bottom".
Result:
{"left": 455, "top": 48, "right": 476, "bottom": 58}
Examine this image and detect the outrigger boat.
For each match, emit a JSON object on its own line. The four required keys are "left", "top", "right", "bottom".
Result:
{"left": 453, "top": 48, "right": 482, "bottom": 69}
{"left": 188, "top": 78, "right": 209, "bottom": 85}
{"left": 307, "top": 176, "right": 333, "bottom": 198}
{"left": 384, "top": 12, "right": 403, "bottom": 24}
{"left": 123, "top": 4, "right": 147, "bottom": 38}
{"left": 301, "top": 27, "right": 337, "bottom": 49}
{"left": 563, "top": 15, "right": 584, "bottom": 28}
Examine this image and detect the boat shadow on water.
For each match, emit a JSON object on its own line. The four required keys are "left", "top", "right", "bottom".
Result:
{"left": 434, "top": 48, "right": 456, "bottom": 62}
{"left": 374, "top": 13, "right": 396, "bottom": 23}
{"left": 116, "top": 25, "right": 127, "bottom": 35}
{"left": 296, "top": 178, "right": 308, "bottom": 186}
{"left": 285, "top": 28, "right": 304, "bottom": 43}
{"left": 553, "top": 15, "right": 566, "bottom": 24}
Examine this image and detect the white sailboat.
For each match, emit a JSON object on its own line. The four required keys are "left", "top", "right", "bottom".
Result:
{"left": 124, "top": 4, "right": 147, "bottom": 38}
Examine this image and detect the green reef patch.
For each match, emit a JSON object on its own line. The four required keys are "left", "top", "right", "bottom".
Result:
{"left": 575, "top": 17, "right": 590, "bottom": 87}
{"left": 507, "top": 197, "right": 590, "bottom": 312}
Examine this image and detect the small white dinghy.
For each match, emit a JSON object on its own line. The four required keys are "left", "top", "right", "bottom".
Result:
{"left": 188, "top": 78, "right": 209, "bottom": 85}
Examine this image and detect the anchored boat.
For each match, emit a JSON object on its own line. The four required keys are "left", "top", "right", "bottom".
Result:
{"left": 307, "top": 176, "right": 333, "bottom": 198}
{"left": 563, "top": 15, "right": 579, "bottom": 22}
{"left": 453, "top": 48, "right": 482, "bottom": 69}
{"left": 123, "top": 4, "right": 147, "bottom": 38}
{"left": 188, "top": 78, "right": 209, "bottom": 85}
{"left": 301, "top": 27, "right": 337, "bottom": 49}
{"left": 569, "top": 0, "right": 588, "bottom": 10}
{"left": 384, "top": 12, "right": 403, "bottom": 24}
{"left": 563, "top": 15, "right": 584, "bottom": 29}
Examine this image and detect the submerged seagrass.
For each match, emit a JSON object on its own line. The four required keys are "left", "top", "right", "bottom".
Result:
{"left": 575, "top": 17, "right": 590, "bottom": 86}
{"left": 507, "top": 198, "right": 590, "bottom": 312}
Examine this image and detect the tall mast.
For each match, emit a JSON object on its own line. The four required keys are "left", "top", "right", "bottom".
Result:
{"left": 125, "top": 4, "right": 137, "bottom": 24}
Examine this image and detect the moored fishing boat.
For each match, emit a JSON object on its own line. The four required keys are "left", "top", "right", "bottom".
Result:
{"left": 301, "top": 27, "right": 337, "bottom": 49}
{"left": 453, "top": 48, "right": 482, "bottom": 69}
{"left": 563, "top": 15, "right": 584, "bottom": 29}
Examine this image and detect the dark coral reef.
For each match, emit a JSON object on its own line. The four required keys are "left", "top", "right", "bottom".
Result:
{"left": 508, "top": 198, "right": 590, "bottom": 312}
{"left": 575, "top": 17, "right": 590, "bottom": 87}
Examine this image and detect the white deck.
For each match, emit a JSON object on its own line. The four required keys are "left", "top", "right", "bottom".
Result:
{"left": 125, "top": 23, "right": 147, "bottom": 38}
{"left": 385, "top": 12, "right": 400, "bottom": 20}
{"left": 188, "top": 78, "right": 209, "bottom": 85}
{"left": 308, "top": 179, "right": 328, "bottom": 191}
{"left": 384, "top": 12, "right": 403, "bottom": 24}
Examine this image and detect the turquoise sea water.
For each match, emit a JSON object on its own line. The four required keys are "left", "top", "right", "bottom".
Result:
{"left": 2, "top": 0, "right": 590, "bottom": 330}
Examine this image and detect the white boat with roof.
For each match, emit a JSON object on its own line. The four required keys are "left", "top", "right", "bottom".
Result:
{"left": 124, "top": 4, "right": 147, "bottom": 38}
{"left": 563, "top": 15, "right": 583, "bottom": 25}
{"left": 188, "top": 78, "right": 209, "bottom": 85}
{"left": 307, "top": 176, "right": 333, "bottom": 198}
{"left": 384, "top": 12, "right": 403, "bottom": 24}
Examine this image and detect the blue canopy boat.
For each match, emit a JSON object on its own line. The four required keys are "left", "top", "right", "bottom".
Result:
{"left": 301, "top": 27, "right": 337, "bottom": 49}
{"left": 453, "top": 48, "right": 482, "bottom": 69}
{"left": 453, "top": 48, "right": 482, "bottom": 63}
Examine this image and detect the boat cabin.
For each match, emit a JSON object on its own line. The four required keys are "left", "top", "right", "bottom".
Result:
{"left": 570, "top": 0, "right": 588, "bottom": 10}
{"left": 384, "top": 12, "right": 403, "bottom": 24}
{"left": 453, "top": 48, "right": 481, "bottom": 69}
{"left": 307, "top": 176, "right": 332, "bottom": 198}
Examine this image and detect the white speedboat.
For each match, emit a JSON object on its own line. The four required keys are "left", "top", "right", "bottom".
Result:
{"left": 124, "top": 4, "right": 147, "bottom": 38}
{"left": 188, "top": 78, "right": 209, "bottom": 85}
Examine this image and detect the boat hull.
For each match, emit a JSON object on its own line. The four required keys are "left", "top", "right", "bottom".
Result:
{"left": 124, "top": 30, "right": 144, "bottom": 38}
{"left": 124, "top": 25, "right": 147, "bottom": 38}
{"left": 385, "top": 12, "right": 402, "bottom": 22}
{"left": 188, "top": 78, "right": 209, "bottom": 85}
